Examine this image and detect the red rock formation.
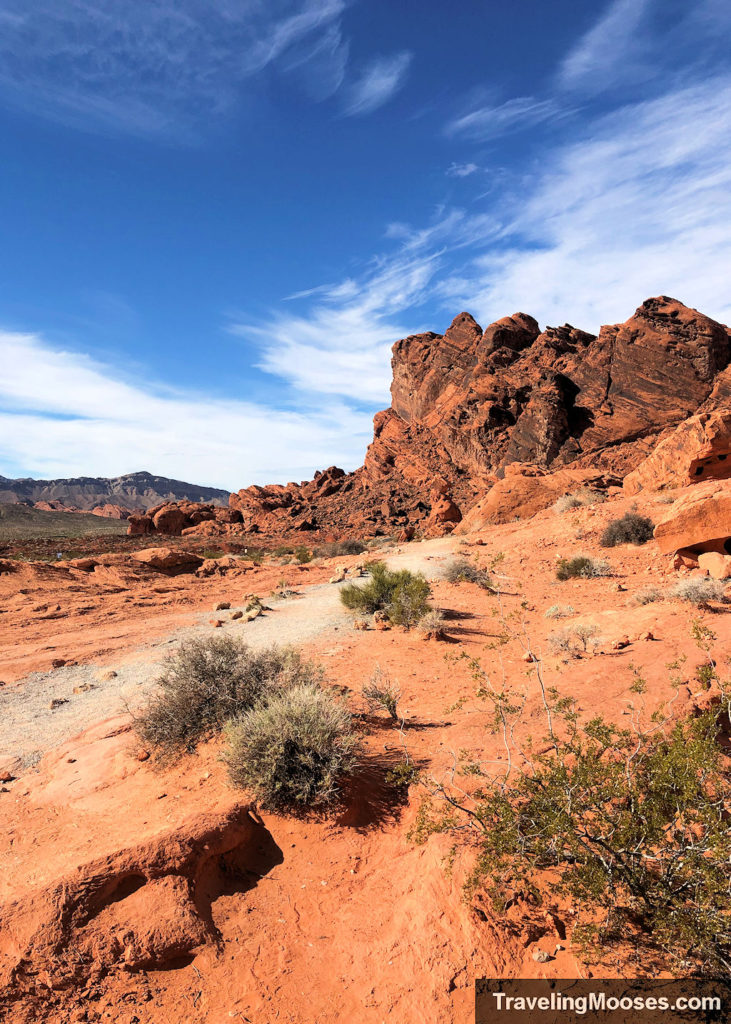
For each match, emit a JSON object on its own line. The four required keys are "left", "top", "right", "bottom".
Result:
{"left": 127, "top": 502, "right": 243, "bottom": 538}
{"left": 654, "top": 480, "right": 731, "bottom": 555}
{"left": 624, "top": 410, "right": 731, "bottom": 494}
{"left": 229, "top": 297, "right": 730, "bottom": 535}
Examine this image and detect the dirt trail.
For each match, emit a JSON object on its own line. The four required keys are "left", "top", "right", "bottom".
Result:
{"left": 0, "top": 539, "right": 455, "bottom": 767}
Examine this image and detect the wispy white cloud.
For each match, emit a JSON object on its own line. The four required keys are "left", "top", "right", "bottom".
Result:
{"left": 446, "top": 162, "right": 479, "bottom": 178}
{"left": 343, "top": 51, "right": 412, "bottom": 116}
{"left": 557, "top": 0, "right": 654, "bottom": 94}
{"left": 0, "top": 0, "right": 349, "bottom": 136}
{"left": 0, "top": 330, "right": 373, "bottom": 487}
{"left": 446, "top": 96, "right": 566, "bottom": 141}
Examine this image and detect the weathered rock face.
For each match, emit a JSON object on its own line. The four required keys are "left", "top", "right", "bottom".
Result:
{"left": 230, "top": 297, "right": 731, "bottom": 536}
{"left": 624, "top": 411, "right": 731, "bottom": 495}
{"left": 127, "top": 501, "right": 243, "bottom": 537}
{"left": 654, "top": 480, "right": 731, "bottom": 554}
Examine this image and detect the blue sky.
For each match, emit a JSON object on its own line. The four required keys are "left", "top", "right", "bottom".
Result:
{"left": 1, "top": 0, "right": 730, "bottom": 489}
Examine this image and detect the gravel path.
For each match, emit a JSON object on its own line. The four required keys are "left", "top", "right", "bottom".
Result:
{"left": 0, "top": 539, "right": 454, "bottom": 768}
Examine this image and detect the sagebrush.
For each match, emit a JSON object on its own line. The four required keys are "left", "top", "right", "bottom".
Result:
{"left": 134, "top": 637, "right": 319, "bottom": 757}
{"left": 442, "top": 557, "right": 494, "bottom": 590}
{"left": 224, "top": 683, "right": 358, "bottom": 809}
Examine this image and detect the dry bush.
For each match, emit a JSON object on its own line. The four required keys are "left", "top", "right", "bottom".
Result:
{"left": 669, "top": 577, "right": 726, "bottom": 605}
{"left": 553, "top": 488, "right": 602, "bottom": 514}
{"left": 224, "top": 684, "right": 358, "bottom": 809}
{"left": 314, "top": 539, "right": 368, "bottom": 558}
{"left": 442, "top": 557, "right": 494, "bottom": 590}
{"left": 134, "top": 638, "right": 319, "bottom": 757}
{"left": 601, "top": 511, "right": 655, "bottom": 547}
{"left": 417, "top": 608, "right": 447, "bottom": 636}
{"left": 556, "top": 555, "right": 611, "bottom": 580}
{"left": 544, "top": 604, "right": 577, "bottom": 619}
{"left": 633, "top": 585, "right": 662, "bottom": 606}
{"left": 548, "top": 623, "right": 601, "bottom": 657}
{"left": 362, "top": 666, "right": 401, "bottom": 720}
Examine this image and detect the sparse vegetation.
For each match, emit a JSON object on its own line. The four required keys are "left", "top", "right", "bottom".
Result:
{"left": 669, "top": 577, "right": 726, "bottom": 605}
{"left": 600, "top": 511, "right": 655, "bottom": 547}
{"left": 548, "top": 623, "right": 600, "bottom": 657}
{"left": 295, "top": 546, "right": 312, "bottom": 563}
{"left": 224, "top": 683, "right": 358, "bottom": 810}
{"left": 556, "top": 555, "right": 611, "bottom": 580}
{"left": 417, "top": 608, "right": 447, "bottom": 637}
{"left": 633, "top": 585, "right": 663, "bottom": 606}
{"left": 414, "top": 646, "right": 731, "bottom": 975}
{"left": 553, "top": 488, "right": 602, "bottom": 514}
{"left": 134, "top": 637, "right": 319, "bottom": 757}
{"left": 442, "top": 557, "right": 494, "bottom": 590}
{"left": 544, "top": 603, "right": 576, "bottom": 619}
{"left": 314, "top": 539, "right": 368, "bottom": 558}
{"left": 340, "top": 560, "right": 431, "bottom": 628}
{"left": 362, "top": 666, "right": 401, "bottom": 721}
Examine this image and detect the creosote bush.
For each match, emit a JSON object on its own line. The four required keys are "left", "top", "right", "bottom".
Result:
{"left": 224, "top": 683, "right": 358, "bottom": 810}
{"left": 669, "top": 577, "right": 726, "bottom": 605}
{"left": 555, "top": 555, "right": 611, "bottom": 580}
{"left": 442, "top": 557, "right": 494, "bottom": 590}
{"left": 134, "top": 637, "right": 319, "bottom": 757}
{"left": 415, "top": 648, "right": 731, "bottom": 975}
{"left": 601, "top": 511, "right": 655, "bottom": 547}
{"left": 340, "top": 560, "right": 431, "bottom": 628}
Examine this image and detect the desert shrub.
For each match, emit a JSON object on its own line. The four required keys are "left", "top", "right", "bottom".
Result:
{"left": 417, "top": 608, "right": 446, "bottom": 637}
{"left": 295, "top": 546, "right": 312, "bottom": 563}
{"left": 669, "top": 577, "right": 726, "bottom": 605}
{"left": 553, "top": 488, "right": 602, "bottom": 514}
{"left": 340, "top": 560, "right": 431, "bottom": 628}
{"left": 224, "top": 683, "right": 358, "bottom": 809}
{"left": 556, "top": 555, "right": 611, "bottom": 580}
{"left": 544, "top": 603, "right": 576, "bottom": 619}
{"left": 362, "top": 666, "right": 401, "bottom": 720}
{"left": 314, "top": 539, "right": 367, "bottom": 558}
{"left": 601, "top": 511, "right": 655, "bottom": 547}
{"left": 633, "top": 585, "right": 662, "bottom": 606}
{"left": 442, "top": 557, "right": 494, "bottom": 590}
{"left": 548, "top": 623, "right": 600, "bottom": 657}
{"left": 134, "top": 638, "right": 319, "bottom": 757}
{"left": 417, "top": 672, "right": 731, "bottom": 975}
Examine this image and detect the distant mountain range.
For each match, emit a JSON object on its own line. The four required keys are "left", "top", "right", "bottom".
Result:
{"left": 0, "top": 471, "right": 230, "bottom": 512}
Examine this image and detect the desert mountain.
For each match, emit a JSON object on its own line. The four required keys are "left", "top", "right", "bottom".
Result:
{"left": 230, "top": 296, "right": 731, "bottom": 536}
{"left": 0, "top": 470, "right": 229, "bottom": 513}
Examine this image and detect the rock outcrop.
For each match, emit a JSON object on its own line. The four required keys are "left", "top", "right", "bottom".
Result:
{"left": 230, "top": 297, "right": 731, "bottom": 536}
{"left": 127, "top": 502, "right": 243, "bottom": 538}
{"left": 653, "top": 480, "right": 731, "bottom": 555}
{"left": 624, "top": 411, "right": 731, "bottom": 495}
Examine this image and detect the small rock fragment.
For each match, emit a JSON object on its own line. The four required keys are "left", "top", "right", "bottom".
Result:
{"left": 214, "top": 601, "right": 231, "bottom": 611}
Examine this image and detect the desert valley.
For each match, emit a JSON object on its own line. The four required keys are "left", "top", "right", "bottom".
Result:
{"left": 1, "top": 296, "right": 731, "bottom": 1022}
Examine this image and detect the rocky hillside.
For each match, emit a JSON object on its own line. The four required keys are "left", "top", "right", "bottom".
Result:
{"left": 230, "top": 296, "right": 731, "bottom": 537}
{"left": 0, "top": 471, "right": 230, "bottom": 513}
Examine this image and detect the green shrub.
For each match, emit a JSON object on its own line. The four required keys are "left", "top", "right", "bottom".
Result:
{"left": 442, "top": 557, "right": 494, "bottom": 590}
{"left": 295, "top": 546, "right": 312, "bottom": 563}
{"left": 134, "top": 638, "right": 318, "bottom": 757}
{"left": 419, "top": 681, "right": 731, "bottom": 975}
{"left": 556, "top": 555, "right": 611, "bottom": 580}
{"left": 601, "top": 511, "right": 655, "bottom": 547}
{"left": 224, "top": 683, "right": 358, "bottom": 809}
{"left": 340, "top": 560, "right": 431, "bottom": 628}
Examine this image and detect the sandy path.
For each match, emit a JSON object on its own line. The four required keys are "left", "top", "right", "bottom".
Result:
{"left": 0, "top": 539, "right": 455, "bottom": 767}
